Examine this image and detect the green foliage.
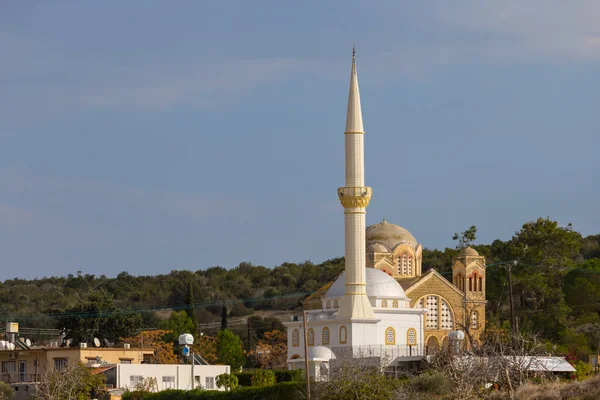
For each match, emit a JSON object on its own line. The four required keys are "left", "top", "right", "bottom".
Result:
{"left": 251, "top": 369, "right": 276, "bottom": 387}
{"left": 234, "top": 369, "right": 301, "bottom": 387}
{"left": 216, "top": 373, "right": 238, "bottom": 391}
{"left": 216, "top": 329, "right": 246, "bottom": 370}
{"left": 34, "top": 361, "right": 106, "bottom": 400}
{"left": 314, "top": 368, "right": 401, "bottom": 400}
{"left": 57, "top": 291, "right": 142, "bottom": 344}
{"left": 0, "top": 382, "right": 14, "bottom": 400}
{"left": 574, "top": 360, "right": 593, "bottom": 381}
{"left": 453, "top": 225, "right": 477, "bottom": 249}
{"left": 405, "top": 372, "right": 452, "bottom": 395}
{"left": 122, "top": 382, "right": 302, "bottom": 400}
{"left": 160, "top": 310, "right": 197, "bottom": 343}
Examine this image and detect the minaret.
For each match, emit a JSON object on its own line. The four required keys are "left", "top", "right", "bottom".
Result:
{"left": 337, "top": 47, "right": 375, "bottom": 320}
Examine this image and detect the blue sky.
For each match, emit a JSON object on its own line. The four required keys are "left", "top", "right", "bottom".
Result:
{"left": 1, "top": 1, "right": 599, "bottom": 280}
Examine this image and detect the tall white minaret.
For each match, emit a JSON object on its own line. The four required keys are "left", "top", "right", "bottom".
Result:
{"left": 337, "top": 47, "right": 375, "bottom": 320}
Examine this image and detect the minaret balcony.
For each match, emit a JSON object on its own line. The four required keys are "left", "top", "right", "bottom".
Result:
{"left": 338, "top": 186, "right": 372, "bottom": 208}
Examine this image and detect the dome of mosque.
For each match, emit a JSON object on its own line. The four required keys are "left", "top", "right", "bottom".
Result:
{"left": 326, "top": 268, "right": 406, "bottom": 300}
{"left": 459, "top": 246, "right": 479, "bottom": 257}
{"left": 366, "top": 219, "right": 418, "bottom": 249}
{"left": 367, "top": 243, "right": 391, "bottom": 253}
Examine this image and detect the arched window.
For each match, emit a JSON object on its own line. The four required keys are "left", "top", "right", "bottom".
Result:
{"left": 406, "top": 328, "right": 417, "bottom": 346}
{"left": 402, "top": 253, "right": 407, "bottom": 275}
{"left": 322, "top": 327, "right": 330, "bottom": 345}
{"left": 471, "top": 311, "right": 479, "bottom": 330}
{"left": 307, "top": 328, "right": 315, "bottom": 346}
{"left": 407, "top": 256, "right": 413, "bottom": 275}
{"left": 425, "top": 296, "right": 439, "bottom": 329}
{"left": 381, "top": 300, "right": 388, "bottom": 308}
{"left": 326, "top": 301, "right": 331, "bottom": 309}
{"left": 333, "top": 300, "right": 339, "bottom": 308}
{"left": 292, "top": 329, "right": 299, "bottom": 347}
{"left": 385, "top": 327, "right": 396, "bottom": 345}
{"left": 469, "top": 277, "right": 473, "bottom": 291}
{"left": 392, "top": 300, "right": 399, "bottom": 308}
{"left": 478, "top": 277, "right": 483, "bottom": 292}
{"left": 440, "top": 299, "right": 454, "bottom": 330}
{"left": 339, "top": 326, "right": 347, "bottom": 344}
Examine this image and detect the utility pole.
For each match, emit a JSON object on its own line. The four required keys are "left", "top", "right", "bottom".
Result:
{"left": 303, "top": 311, "right": 311, "bottom": 400}
{"left": 507, "top": 260, "right": 517, "bottom": 335}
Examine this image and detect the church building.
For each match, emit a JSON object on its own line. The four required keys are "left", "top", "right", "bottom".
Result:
{"left": 284, "top": 48, "right": 486, "bottom": 378}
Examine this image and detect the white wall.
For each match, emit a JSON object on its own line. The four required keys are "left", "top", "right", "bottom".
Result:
{"left": 116, "top": 364, "right": 230, "bottom": 392}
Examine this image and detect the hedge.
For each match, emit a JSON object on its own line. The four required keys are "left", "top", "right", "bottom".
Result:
{"left": 122, "top": 382, "right": 303, "bottom": 400}
{"left": 234, "top": 369, "right": 303, "bottom": 387}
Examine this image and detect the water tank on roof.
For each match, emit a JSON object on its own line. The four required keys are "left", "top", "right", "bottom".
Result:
{"left": 178, "top": 333, "right": 194, "bottom": 345}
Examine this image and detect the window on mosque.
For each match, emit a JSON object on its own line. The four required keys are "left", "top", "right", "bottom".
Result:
{"left": 292, "top": 329, "right": 300, "bottom": 347}
{"left": 326, "top": 301, "right": 331, "bottom": 309}
{"left": 381, "top": 299, "right": 388, "bottom": 308}
{"left": 307, "top": 328, "right": 315, "bottom": 346}
{"left": 478, "top": 277, "right": 483, "bottom": 292}
{"left": 339, "top": 326, "right": 347, "bottom": 344}
{"left": 334, "top": 300, "right": 339, "bottom": 308}
{"left": 416, "top": 296, "right": 454, "bottom": 330}
{"left": 385, "top": 327, "right": 395, "bottom": 345}
{"left": 392, "top": 300, "right": 399, "bottom": 308}
{"left": 322, "top": 327, "right": 330, "bottom": 345}
{"left": 407, "top": 328, "right": 417, "bottom": 346}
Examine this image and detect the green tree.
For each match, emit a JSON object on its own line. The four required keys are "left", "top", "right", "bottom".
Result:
{"left": 0, "top": 382, "right": 14, "bottom": 400}
{"left": 57, "top": 291, "right": 142, "bottom": 345}
{"left": 216, "top": 329, "right": 246, "bottom": 371}
{"left": 186, "top": 281, "right": 198, "bottom": 334}
{"left": 34, "top": 361, "right": 105, "bottom": 400}
{"left": 251, "top": 369, "right": 276, "bottom": 387}
{"left": 452, "top": 225, "right": 477, "bottom": 249}
{"left": 216, "top": 373, "right": 239, "bottom": 391}
{"left": 159, "top": 310, "right": 196, "bottom": 344}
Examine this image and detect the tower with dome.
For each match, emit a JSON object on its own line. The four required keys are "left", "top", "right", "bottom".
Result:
{"left": 284, "top": 48, "right": 487, "bottom": 378}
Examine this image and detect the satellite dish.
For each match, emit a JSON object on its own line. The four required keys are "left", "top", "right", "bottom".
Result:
{"left": 65, "top": 339, "right": 73, "bottom": 347}
{"left": 25, "top": 338, "right": 31, "bottom": 347}
{"left": 93, "top": 338, "right": 100, "bottom": 348}
{"left": 103, "top": 339, "right": 111, "bottom": 348}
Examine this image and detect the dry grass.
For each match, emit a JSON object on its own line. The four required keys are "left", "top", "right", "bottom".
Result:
{"left": 489, "top": 375, "right": 600, "bottom": 400}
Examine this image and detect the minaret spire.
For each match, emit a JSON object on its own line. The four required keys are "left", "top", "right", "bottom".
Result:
{"left": 337, "top": 47, "right": 375, "bottom": 320}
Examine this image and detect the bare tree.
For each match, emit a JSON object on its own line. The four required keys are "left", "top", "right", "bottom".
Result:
{"left": 34, "top": 362, "right": 105, "bottom": 400}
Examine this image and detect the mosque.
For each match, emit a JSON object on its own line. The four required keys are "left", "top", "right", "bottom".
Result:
{"left": 284, "top": 48, "right": 487, "bottom": 378}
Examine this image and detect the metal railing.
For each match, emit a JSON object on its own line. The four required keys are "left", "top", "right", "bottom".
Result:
{"left": 0, "top": 372, "right": 40, "bottom": 383}
{"left": 330, "top": 345, "right": 426, "bottom": 360}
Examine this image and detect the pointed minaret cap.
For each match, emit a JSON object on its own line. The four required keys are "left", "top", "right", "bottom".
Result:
{"left": 345, "top": 44, "right": 364, "bottom": 133}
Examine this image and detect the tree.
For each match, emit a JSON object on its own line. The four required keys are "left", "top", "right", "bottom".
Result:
{"left": 452, "top": 225, "right": 477, "bottom": 249}
{"left": 0, "top": 382, "right": 13, "bottom": 400}
{"left": 216, "top": 329, "right": 246, "bottom": 371}
{"left": 159, "top": 310, "right": 196, "bottom": 344}
{"left": 216, "top": 373, "right": 239, "bottom": 391}
{"left": 248, "top": 329, "right": 287, "bottom": 369}
{"left": 120, "top": 329, "right": 179, "bottom": 364}
{"left": 57, "top": 291, "right": 142, "bottom": 345}
{"left": 34, "top": 362, "right": 105, "bottom": 400}
{"left": 251, "top": 369, "right": 275, "bottom": 387}
{"left": 186, "top": 281, "right": 198, "bottom": 334}
{"left": 221, "top": 303, "right": 228, "bottom": 330}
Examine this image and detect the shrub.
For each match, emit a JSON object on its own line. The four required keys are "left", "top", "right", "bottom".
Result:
{"left": 251, "top": 369, "right": 276, "bottom": 387}
{"left": 406, "top": 372, "right": 452, "bottom": 395}
{"left": 216, "top": 373, "right": 239, "bottom": 391}
{"left": 575, "top": 360, "right": 593, "bottom": 381}
{"left": 0, "top": 382, "right": 14, "bottom": 400}
{"left": 122, "top": 382, "right": 302, "bottom": 399}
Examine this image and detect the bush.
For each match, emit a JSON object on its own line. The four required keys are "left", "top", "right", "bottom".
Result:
{"left": 406, "top": 372, "right": 452, "bottom": 395}
{"left": 216, "top": 373, "right": 239, "bottom": 391}
{"left": 251, "top": 369, "right": 276, "bottom": 387}
{"left": 235, "top": 369, "right": 302, "bottom": 387}
{"left": 122, "top": 382, "right": 302, "bottom": 400}
{"left": 0, "top": 382, "right": 14, "bottom": 400}
{"left": 575, "top": 360, "right": 593, "bottom": 381}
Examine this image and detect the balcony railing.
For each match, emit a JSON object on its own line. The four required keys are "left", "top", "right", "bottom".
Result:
{"left": 330, "top": 345, "right": 426, "bottom": 361}
{"left": 0, "top": 373, "right": 40, "bottom": 384}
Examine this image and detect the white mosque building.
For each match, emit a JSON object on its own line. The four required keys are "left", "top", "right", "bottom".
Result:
{"left": 284, "top": 48, "right": 427, "bottom": 379}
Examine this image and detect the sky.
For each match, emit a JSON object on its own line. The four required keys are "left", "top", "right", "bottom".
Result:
{"left": 1, "top": 1, "right": 599, "bottom": 280}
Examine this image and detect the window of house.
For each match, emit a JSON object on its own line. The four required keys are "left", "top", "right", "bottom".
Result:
{"left": 120, "top": 359, "right": 133, "bottom": 364}
{"left": 326, "top": 300, "right": 331, "bottom": 309}
{"left": 339, "top": 326, "right": 347, "bottom": 344}
{"left": 205, "top": 376, "right": 215, "bottom": 389}
{"left": 130, "top": 375, "right": 144, "bottom": 388}
{"left": 333, "top": 300, "right": 339, "bottom": 308}
{"left": 307, "top": 328, "right": 315, "bottom": 346}
{"left": 53, "top": 358, "right": 68, "bottom": 371}
{"left": 292, "top": 329, "right": 300, "bottom": 347}
{"left": 385, "top": 327, "right": 396, "bottom": 345}
{"left": 194, "top": 376, "right": 201, "bottom": 386}
{"left": 392, "top": 300, "right": 399, "bottom": 308}
{"left": 162, "top": 376, "right": 175, "bottom": 389}
{"left": 322, "top": 327, "right": 330, "bottom": 345}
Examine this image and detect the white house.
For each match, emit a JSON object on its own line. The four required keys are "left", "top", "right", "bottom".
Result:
{"left": 102, "top": 364, "right": 230, "bottom": 392}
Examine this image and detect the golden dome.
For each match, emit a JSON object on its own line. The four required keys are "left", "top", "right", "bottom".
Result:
{"left": 458, "top": 246, "right": 479, "bottom": 257}
{"left": 366, "top": 218, "right": 418, "bottom": 249}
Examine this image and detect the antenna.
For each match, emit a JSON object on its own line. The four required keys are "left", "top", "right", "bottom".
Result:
{"left": 93, "top": 338, "right": 100, "bottom": 348}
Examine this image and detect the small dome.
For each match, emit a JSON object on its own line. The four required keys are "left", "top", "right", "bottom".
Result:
{"left": 367, "top": 243, "right": 390, "bottom": 253}
{"left": 459, "top": 246, "right": 479, "bottom": 257}
{"left": 326, "top": 268, "right": 406, "bottom": 299}
{"left": 308, "top": 346, "right": 336, "bottom": 361}
{"left": 366, "top": 219, "right": 417, "bottom": 249}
